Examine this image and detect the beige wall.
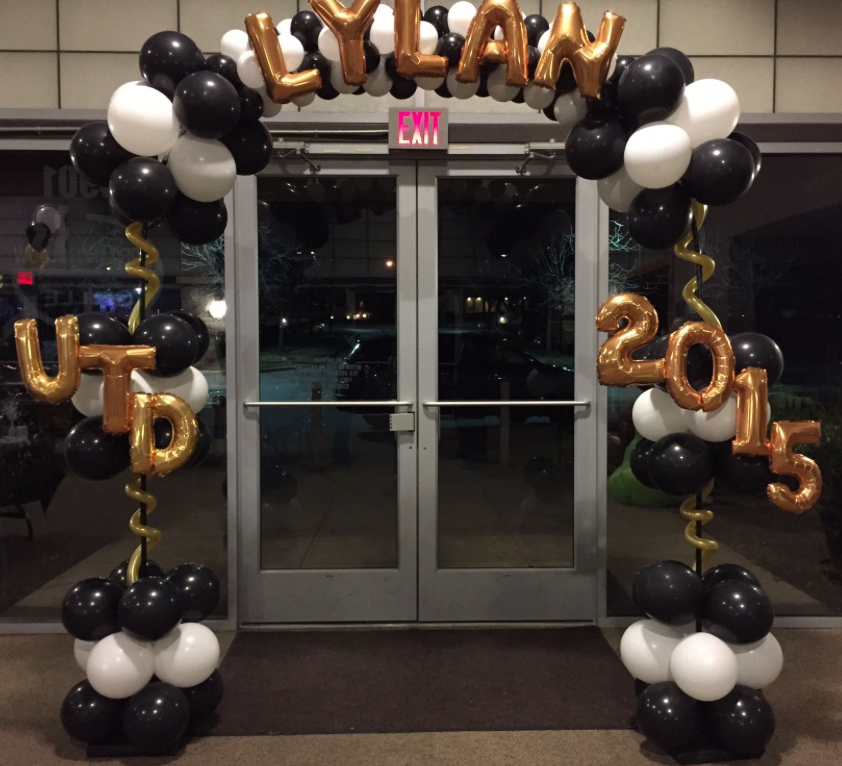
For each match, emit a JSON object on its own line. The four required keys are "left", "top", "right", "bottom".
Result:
{"left": 1, "top": 0, "right": 841, "bottom": 113}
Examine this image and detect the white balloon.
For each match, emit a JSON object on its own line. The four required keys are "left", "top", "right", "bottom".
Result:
{"left": 620, "top": 619, "right": 683, "bottom": 684}
{"left": 279, "top": 33, "right": 305, "bottom": 72}
{"left": 597, "top": 166, "right": 644, "bottom": 213}
{"left": 416, "top": 74, "right": 445, "bottom": 91}
{"left": 624, "top": 123, "right": 692, "bottom": 189}
{"left": 524, "top": 83, "right": 555, "bottom": 111}
{"left": 494, "top": 25, "right": 504, "bottom": 41}
{"left": 665, "top": 79, "right": 741, "bottom": 148}
{"left": 733, "top": 633, "right": 783, "bottom": 690}
{"left": 370, "top": 15, "right": 395, "bottom": 55}
{"left": 34, "top": 205, "right": 62, "bottom": 233}
{"left": 259, "top": 87, "right": 282, "bottom": 117}
{"left": 74, "top": 639, "right": 96, "bottom": 673}
{"left": 330, "top": 63, "right": 359, "bottom": 94}
{"left": 537, "top": 29, "right": 550, "bottom": 55}
{"left": 236, "top": 50, "right": 266, "bottom": 89}
{"left": 554, "top": 90, "right": 588, "bottom": 135}
{"left": 318, "top": 27, "right": 341, "bottom": 62}
{"left": 363, "top": 59, "right": 392, "bottom": 97}
{"left": 448, "top": 1, "right": 477, "bottom": 37}
{"left": 686, "top": 393, "right": 738, "bottom": 442}
{"left": 220, "top": 29, "right": 250, "bottom": 62}
{"left": 276, "top": 19, "right": 292, "bottom": 36}
{"left": 87, "top": 632, "right": 155, "bottom": 699}
{"left": 374, "top": 4, "right": 393, "bottom": 19}
{"left": 292, "top": 90, "right": 316, "bottom": 107}
{"left": 447, "top": 70, "right": 479, "bottom": 100}
{"left": 154, "top": 623, "right": 220, "bottom": 688}
{"left": 487, "top": 67, "right": 519, "bottom": 102}
{"left": 607, "top": 52, "right": 618, "bottom": 81}
{"left": 632, "top": 387, "right": 690, "bottom": 442}
{"left": 136, "top": 367, "right": 209, "bottom": 414}
{"left": 670, "top": 632, "right": 738, "bottom": 701}
{"left": 419, "top": 21, "right": 439, "bottom": 55}
{"left": 167, "top": 135, "right": 236, "bottom": 203}
{"left": 107, "top": 81, "right": 180, "bottom": 157}
{"left": 71, "top": 371, "right": 103, "bottom": 417}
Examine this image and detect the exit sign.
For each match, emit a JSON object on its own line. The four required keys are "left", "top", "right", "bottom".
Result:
{"left": 389, "top": 108, "right": 448, "bottom": 150}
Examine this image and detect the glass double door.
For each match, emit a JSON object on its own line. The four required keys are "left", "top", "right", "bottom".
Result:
{"left": 235, "top": 157, "right": 601, "bottom": 624}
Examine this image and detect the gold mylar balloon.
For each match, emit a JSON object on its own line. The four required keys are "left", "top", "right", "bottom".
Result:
{"left": 533, "top": 2, "right": 625, "bottom": 98}
{"left": 14, "top": 316, "right": 80, "bottom": 404}
{"left": 25, "top": 244, "right": 50, "bottom": 270}
{"left": 767, "top": 421, "right": 822, "bottom": 513}
{"left": 245, "top": 11, "right": 322, "bottom": 103}
{"left": 732, "top": 367, "right": 770, "bottom": 456}
{"left": 394, "top": 0, "right": 447, "bottom": 79}
{"left": 456, "top": 0, "right": 528, "bottom": 87}
{"left": 665, "top": 321, "right": 734, "bottom": 412}
{"left": 595, "top": 293, "right": 665, "bottom": 386}
{"left": 78, "top": 345, "right": 156, "bottom": 434}
{"left": 310, "top": 0, "right": 381, "bottom": 87}
{"left": 130, "top": 393, "right": 198, "bottom": 477}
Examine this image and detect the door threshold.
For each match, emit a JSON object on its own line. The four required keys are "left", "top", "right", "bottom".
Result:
{"left": 239, "top": 620, "right": 596, "bottom": 630}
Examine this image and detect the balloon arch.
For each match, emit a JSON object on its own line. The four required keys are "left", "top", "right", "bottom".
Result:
{"left": 13, "top": 0, "right": 821, "bottom": 760}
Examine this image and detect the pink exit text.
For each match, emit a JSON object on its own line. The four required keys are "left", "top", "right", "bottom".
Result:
{"left": 397, "top": 110, "right": 442, "bottom": 147}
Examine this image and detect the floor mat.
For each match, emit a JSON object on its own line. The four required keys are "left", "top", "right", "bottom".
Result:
{"left": 206, "top": 627, "right": 636, "bottom": 735}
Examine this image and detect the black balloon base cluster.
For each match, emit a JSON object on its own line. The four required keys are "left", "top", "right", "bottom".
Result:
{"left": 60, "top": 561, "right": 223, "bottom": 756}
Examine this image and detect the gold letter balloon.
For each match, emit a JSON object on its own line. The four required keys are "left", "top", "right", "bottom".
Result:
{"left": 310, "top": 0, "right": 381, "bottom": 86}
{"left": 394, "top": 0, "right": 448, "bottom": 79}
{"left": 14, "top": 317, "right": 81, "bottom": 404}
{"left": 456, "top": 0, "right": 529, "bottom": 88}
{"left": 130, "top": 393, "right": 199, "bottom": 477}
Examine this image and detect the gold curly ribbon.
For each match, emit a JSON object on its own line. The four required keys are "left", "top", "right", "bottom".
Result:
{"left": 674, "top": 200, "right": 721, "bottom": 569}
{"left": 123, "top": 222, "right": 161, "bottom": 585}
{"left": 124, "top": 222, "right": 161, "bottom": 333}
{"left": 679, "top": 479, "right": 718, "bottom": 565}
{"left": 125, "top": 477, "right": 162, "bottom": 585}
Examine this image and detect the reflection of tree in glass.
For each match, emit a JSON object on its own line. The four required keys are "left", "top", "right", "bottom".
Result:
{"left": 65, "top": 215, "right": 136, "bottom": 290}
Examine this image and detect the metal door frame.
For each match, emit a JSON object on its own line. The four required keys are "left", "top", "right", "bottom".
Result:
{"left": 234, "top": 159, "right": 419, "bottom": 624}
{"left": 416, "top": 161, "right": 606, "bottom": 622}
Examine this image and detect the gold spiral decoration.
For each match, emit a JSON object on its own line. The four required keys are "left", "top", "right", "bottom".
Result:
{"left": 125, "top": 477, "right": 162, "bottom": 585}
{"left": 679, "top": 479, "right": 718, "bottom": 564}
{"left": 124, "top": 222, "right": 161, "bottom": 333}
{"left": 673, "top": 200, "right": 722, "bottom": 568}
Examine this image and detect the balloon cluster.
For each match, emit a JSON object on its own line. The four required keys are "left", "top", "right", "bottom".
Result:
{"left": 621, "top": 561, "right": 778, "bottom": 757}
{"left": 64, "top": 312, "right": 212, "bottom": 481}
{"left": 60, "top": 563, "right": 222, "bottom": 754}
{"left": 629, "top": 333, "right": 785, "bottom": 497}
{"left": 25, "top": 205, "right": 63, "bottom": 270}
{"left": 70, "top": 30, "right": 275, "bottom": 247}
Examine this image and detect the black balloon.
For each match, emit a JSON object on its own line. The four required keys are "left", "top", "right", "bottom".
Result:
{"left": 729, "top": 131, "right": 762, "bottom": 176}
{"left": 731, "top": 333, "right": 784, "bottom": 386}
{"left": 527, "top": 45, "right": 540, "bottom": 78}
{"left": 364, "top": 40, "right": 380, "bottom": 73}
{"left": 524, "top": 14, "right": 550, "bottom": 47}
{"left": 702, "top": 563, "right": 760, "bottom": 593}
{"left": 166, "top": 563, "right": 221, "bottom": 622}
{"left": 704, "top": 686, "right": 775, "bottom": 755}
{"left": 64, "top": 417, "right": 130, "bottom": 481}
{"left": 70, "top": 122, "right": 134, "bottom": 186}
{"left": 109, "top": 157, "right": 176, "bottom": 223}
{"left": 165, "top": 194, "right": 228, "bottom": 246}
{"left": 78, "top": 312, "right": 133, "bottom": 346}
{"left": 714, "top": 451, "right": 776, "bottom": 495}
{"left": 646, "top": 47, "right": 694, "bottom": 85}
{"left": 61, "top": 681, "right": 124, "bottom": 744}
{"left": 435, "top": 80, "right": 453, "bottom": 98}
{"left": 633, "top": 560, "right": 704, "bottom": 625}
{"left": 110, "top": 558, "right": 165, "bottom": 587}
{"left": 26, "top": 222, "right": 50, "bottom": 250}
{"left": 61, "top": 577, "right": 123, "bottom": 641}
{"left": 123, "top": 682, "right": 190, "bottom": 756}
{"left": 238, "top": 87, "right": 265, "bottom": 122}
{"left": 291, "top": 10, "right": 323, "bottom": 52}
{"left": 300, "top": 51, "right": 331, "bottom": 80}
{"left": 637, "top": 681, "right": 701, "bottom": 752}
{"left": 648, "top": 433, "right": 713, "bottom": 496}
{"left": 173, "top": 72, "right": 241, "bottom": 139}
{"left": 384, "top": 54, "right": 400, "bottom": 81}
{"left": 119, "top": 577, "right": 184, "bottom": 640}
{"left": 133, "top": 314, "right": 198, "bottom": 377}
{"left": 630, "top": 438, "right": 658, "bottom": 488}
{"left": 221, "top": 120, "right": 273, "bottom": 176}
{"left": 204, "top": 54, "right": 244, "bottom": 90}
{"left": 185, "top": 418, "right": 212, "bottom": 468}
{"left": 424, "top": 6, "right": 450, "bottom": 36}
{"left": 390, "top": 76, "right": 418, "bottom": 100}
{"left": 168, "top": 310, "right": 210, "bottom": 363}
{"left": 139, "top": 31, "right": 205, "bottom": 99}
{"left": 436, "top": 33, "right": 465, "bottom": 67}
{"left": 627, "top": 184, "right": 693, "bottom": 250}
{"left": 609, "top": 55, "right": 637, "bottom": 85}
{"left": 618, "top": 54, "right": 685, "bottom": 125}
{"left": 685, "top": 138, "right": 755, "bottom": 206}
{"left": 182, "top": 670, "right": 224, "bottom": 721}
{"left": 318, "top": 79, "right": 340, "bottom": 100}
{"left": 564, "top": 114, "right": 627, "bottom": 180}
{"left": 703, "top": 579, "right": 773, "bottom": 644}
{"left": 555, "top": 61, "right": 578, "bottom": 94}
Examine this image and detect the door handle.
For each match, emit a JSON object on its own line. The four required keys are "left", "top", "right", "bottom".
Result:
{"left": 422, "top": 400, "right": 590, "bottom": 407}
{"left": 244, "top": 400, "right": 413, "bottom": 408}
